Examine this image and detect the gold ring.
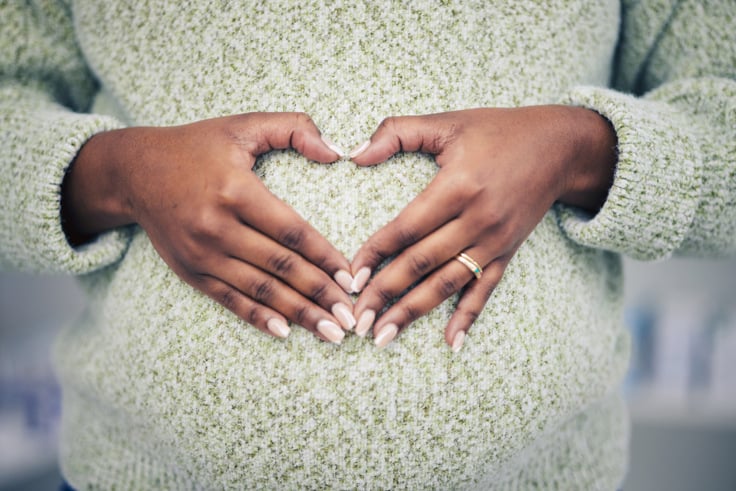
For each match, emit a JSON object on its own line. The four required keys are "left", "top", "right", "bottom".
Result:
{"left": 455, "top": 252, "right": 483, "bottom": 280}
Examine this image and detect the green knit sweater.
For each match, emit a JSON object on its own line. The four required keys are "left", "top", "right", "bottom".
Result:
{"left": 1, "top": 0, "right": 734, "bottom": 489}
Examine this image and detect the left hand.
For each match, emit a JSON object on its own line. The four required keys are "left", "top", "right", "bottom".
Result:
{"left": 348, "top": 106, "right": 617, "bottom": 350}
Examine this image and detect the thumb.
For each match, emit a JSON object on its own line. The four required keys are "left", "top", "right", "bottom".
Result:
{"left": 349, "top": 114, "right": 449, "bottom": 166}
{"left": 254, "top": 112, "right": 344, "bottom": 163}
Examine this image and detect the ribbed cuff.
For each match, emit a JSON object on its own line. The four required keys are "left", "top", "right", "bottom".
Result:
{"left": 0, "top": 91, "right": 131, "bottom": 273}
{"left": 555, "top": 86, "right": 702, "bottom": 260}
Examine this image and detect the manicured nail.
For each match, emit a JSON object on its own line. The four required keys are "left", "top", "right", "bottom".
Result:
{"left": 350, "top": 267, "right": 371, "bottom": 293}
{"left": 317, "top": 319, "right": 345, "bottom": 344}
{"left": 334, "top": 270, "right": 354, "bottom": 293}
{"left": 266, "top": 318, "right": 291, "bottom": 339}
{"left": 374, "top": 323, "right": 398, "bottom": 348}
{"left": 332, "top": 303, "right": 356, "bottom": 330}
{"left": 451, "top": 330, "right": 465, "bottom": 353}
{"left": 321, "top": 135, "right": 345, "bottom": 157}
{"left": 355, "top": 309, "right": 375, "bottom": 337}
{"left": 349, "top": 140, "right": 370, "bottom": 159}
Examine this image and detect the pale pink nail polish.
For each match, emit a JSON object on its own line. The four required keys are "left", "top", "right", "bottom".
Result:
{"left": 317, "top": 319, "right": 345, "bottom": 344}
{"left": 320, "top": 135, "right": 345, "bottom": 157}
{"left": 350, "top": 267, "right": 371, "bottom": 293}
{"left": 374, "top": 323, "right": 398, "bottom": 348}
{"left": 267, "top": 318, "right": 291, "bottom": 339}
{"left": 332, "top": 303, "right": 356, "bottom": 330}
{"left": 349, "top": 140, "right": 370, "bottom": 159}
{"left": 451, "top": 330, "right": 465, "bottom": 353}
{"left": 334, "top": 270, "right": 354, "bottom": 293}
{"left": 355, "top": 309, "right": 375, "bottom": 337}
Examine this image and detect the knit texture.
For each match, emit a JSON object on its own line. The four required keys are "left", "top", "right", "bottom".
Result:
{"left": 1, "top": 0, "right": 734, "bottom": 489}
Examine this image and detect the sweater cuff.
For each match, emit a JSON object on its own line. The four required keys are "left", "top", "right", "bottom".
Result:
{"left": 555, "top": 86, "right": 702, "bottom": 260}
{"left": 0, "top": 102, "right": 131, "bottom": 274}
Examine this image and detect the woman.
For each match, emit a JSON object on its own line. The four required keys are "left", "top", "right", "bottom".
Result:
{"left": 1, "top": 0, "right": 734, "bottom": 488}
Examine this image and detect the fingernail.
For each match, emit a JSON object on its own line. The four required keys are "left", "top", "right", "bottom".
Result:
{"left": 451, "top": 330, "right": 466, "bottom": 353}
{"left": 332, "top": 303, "right": 356, "bottom": 330}
{"left": 374, "top": 323, "right": 398, "bottom": 348}
{"left": 266, "top": 318, "right": 291, "bottom": 339}
{"left": 350, "top": 267, "right": 371, "bottom": 293}
{"left": 334, "top": 270, "right": 354, "bottom": 293}
{"left": 321, "top": 135, "right": 345, "bottom": 157}
{"left": 349, "top": 140, "right": 370, "bottom": 159}
{"left": 317, "top": 319, "right": 345, "bottom": 344}
{"left": 355, "top": 309, "right": 375, "bottom": 337}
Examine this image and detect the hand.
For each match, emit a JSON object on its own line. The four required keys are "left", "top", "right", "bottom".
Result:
{"left": 348, "top": 106, "right": 617, "bottom": 350}
{"left": 61, "top": 112, "right": 356, "bottom": 343}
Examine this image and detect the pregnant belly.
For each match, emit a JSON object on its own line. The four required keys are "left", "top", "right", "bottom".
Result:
{"left": 62, "top": 151, "right": 628, "bottom": 488}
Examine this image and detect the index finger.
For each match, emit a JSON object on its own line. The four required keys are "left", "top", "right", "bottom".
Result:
{"left": 233, "top": 176, "right": 354, "bottom": 290}
{"left": 349, "top": 169, "right": 465, "bottom": 290}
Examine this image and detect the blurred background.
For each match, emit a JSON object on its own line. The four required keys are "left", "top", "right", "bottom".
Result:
{"left": 1, "top": 256, "right": 735, "bottom": 490}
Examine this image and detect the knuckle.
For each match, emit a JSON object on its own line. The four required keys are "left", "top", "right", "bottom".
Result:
{"left": 216, "top": 178, "right": 246, "bottom": 208}
{"left": 396, "top": 224, "right": 421, "bottom": 249}
{"left": 458, "top": 170, "right": 484, "bottom": 198}
{"left": 250, "top": 278, "right": 275, "bottom": 303}
{"left": 308, "top": 281, "right": 329, "bottom": 304}
{"left": 374, "top": 284, "right": 395, "bottom": 306}
{"left": 408, "top": 251, "right": 433, "bottom": 277}
{"left": 460, "top": 308, "right": 480, "bottom": 324}
{"left": 225, "top": 125, "right": 258, "bottom": 154}
{"left": 178, "top": 240, "right": 208, "bottom": 267}
{"left": 278, "top": 225, "right": 306, "bottom": 250}
{"left": 293, "top": 112, "right": 314, "bottom": 126}
{"left": 430, "top": 122, "right": 458, "bottom": 152}
{"left": 437, "top": 273, "right": 463, "bottom": 298}
{"left": 292, "top": 305, "right": 309, "bottom": 326}
{"left": 378, "top": 116, "right": 397, "bottom": 132}
{"left": 307, "top": 251, "right": 329, "bottom": 270}
{"left": 313, "top": 254, "right": 329, "bottom": 269}
{"left": 364, "top": 242, "right": 389, "bottom": 267}
{"left": 480, "top": 205, "right": 508, "bottom": 231}
{"left": 218, "top": 288, "right": 239, "bottom": 311}
{"left": 246, "top": 305, "right": 262, "bottom": 325}
{"left": 190, "top": 208, "right": 222, "bottom": 241}
{"left": 399, "top": 302, "right": 422, "bottom": 323}
{"left": 288, "top": 113, "right": 315, "bottom": 148}
{"left": 267, "top": 251, "right": 296, "bottom": 276}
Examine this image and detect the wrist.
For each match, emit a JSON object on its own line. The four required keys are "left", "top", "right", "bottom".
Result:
{"left": 557, "top": 107, "right": 618, "bottom": 212}
{"left": 61, "top": 129, "right": 136, "bottom": 245}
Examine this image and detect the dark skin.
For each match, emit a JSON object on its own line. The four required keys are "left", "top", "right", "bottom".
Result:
{"left": 348, "top": 105, "right": 617, "bottom": 350}
{"left": 62, "top": 106, "right": 617, "bottom": 349}
{"left": 62, "top": 112, "right": 355, "bottom": 343}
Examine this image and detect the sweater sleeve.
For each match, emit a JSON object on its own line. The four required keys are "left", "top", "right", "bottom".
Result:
{"left": 556, "top": 0, "right": 736, "bottom": 260}
{"left": 0, "top": 0, "right": 130, "bottom": 274}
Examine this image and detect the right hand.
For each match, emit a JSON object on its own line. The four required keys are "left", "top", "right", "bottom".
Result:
{"left": 61, "top": 112, "right": 355, "bottom": 343}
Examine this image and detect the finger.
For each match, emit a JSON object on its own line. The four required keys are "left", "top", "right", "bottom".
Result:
{"left": 215, "top": 258, "right": 348, "bottom": 344}
{"left": 350, "top": 172, "right": 467, "bottom": 291}
{"left": 232, "top": 177, "right": 354, "bottom": 292}
{"left": 368, "top": 252, "right": 484, "bottom": 348}
{"left": 220, "top": 225, "right": 355, "bottom": 329}
{"left": 196, "top": 276, "right": 292, "bottom": 339}
{"left": 350, "top": 114, "right": 453, "bottom": 166}
{"left": 444, "top": 258, "right": 509, "bottom": 352}
{"left": 352, "top": 218, "right": 477, "bottom": 330}
{"left": 246, "top": 112, "right": 344, "bottom": 163}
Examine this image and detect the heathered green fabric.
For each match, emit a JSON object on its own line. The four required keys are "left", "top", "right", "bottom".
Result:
{"left": 1, "top": 0, "right": 734, "bottom": 489}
